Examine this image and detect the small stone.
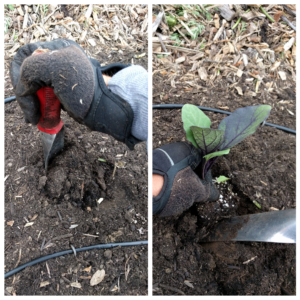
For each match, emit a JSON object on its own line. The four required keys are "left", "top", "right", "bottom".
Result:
{"left": 130, "top": 224, "right": 136, "bottom": 231}
{"left": 104, "top": 250, "right": 112, "bottom": 259}
{"left": 38, "top": 176, "right": 47, "bottom": 190}
{"left": 45, "top": 207, "right": 56, "bottom": 217}
{"left": 37, "top": 161, "right": 43, "bottom": 168}
{"left": 6, "top": 287, "right": 13, "bottom": 293}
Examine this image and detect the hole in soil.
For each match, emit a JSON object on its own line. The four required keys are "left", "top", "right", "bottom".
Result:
{"left": 82, "top": 190, "right": 98, "bottom": 209}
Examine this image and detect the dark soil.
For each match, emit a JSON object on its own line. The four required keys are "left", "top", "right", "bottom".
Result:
{"left": 4, "top": 47, "right": 148, "bottom": 295}
{"left": 152, "top": 72, "right": 296, "bottom": 295}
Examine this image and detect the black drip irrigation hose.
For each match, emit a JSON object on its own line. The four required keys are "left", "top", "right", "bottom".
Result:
{"left": 5, "top": 96, "right": 16, "bottom": 103}
{"left": 153, "top": 104, "right": 296, "bottom": 135}
{"left": 6, "top": 97, "right": 296, "bottom": 135}
{"left": 5, "top": 240, "right": 148, "bottom": 279}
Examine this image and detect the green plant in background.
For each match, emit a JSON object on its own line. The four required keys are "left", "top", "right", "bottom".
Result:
{"left": 4, "top": 16, "right": 11, "bottom": 34}
{"left": 187, "top": 20, "right": 205, "bottom": 40}
{"left": 13, "top": 30, "right": 18, "bottom": 42}
{"left": 170, "top": 33, "right": 182, "bottom": 46}
{"left": 41, "top": 4, "right": 48, "bottom": 16}
{"left": 165, "top": 15, "right": 177, "bottom": 28}
{"left": 156, "top": 54, "right": 168, "bottom": 58}
{"left": 6, "top": 4, "right": 14, "bottom": 11}
{"left": 196, "top": 5, "right": 212, "bottom": 20}
{"left": 240, "top": 20, "right": 247, "bottom": 33}
{"left": 182, "top": 104, "right": 271, "bottom": 180}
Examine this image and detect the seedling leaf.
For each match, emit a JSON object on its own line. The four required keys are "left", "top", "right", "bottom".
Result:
{"left": 203, "top": 148, "right": 230, "bottom": 161}
{"left": 98, "top": 158, "right": 107, "bottom": 162}
{"left": 216, "top": 176, "right": 230, "bottom": 183}
{"left": 190, "top": 126, "right": 224, "bottom": 155}
{"left": 182, "top": 104, "right": 211, "bottom": 148}
{"left": 218, "top": 105, "right": 271, "bottom": 150}
{"left": 253, "top": 200, "right": 261, "bottom": 209}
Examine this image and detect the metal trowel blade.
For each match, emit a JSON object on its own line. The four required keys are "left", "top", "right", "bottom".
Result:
{"left": 204, "top": 209, "right": 296, "bottom": 243}
{"left": 40, "top": 125, "right": 64, "bottom": 171}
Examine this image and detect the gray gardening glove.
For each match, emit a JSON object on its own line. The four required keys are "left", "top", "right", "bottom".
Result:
{"left": 153, "top": 142, "right": 219, "bottom": 217}
{"left": 9, "top": 38, "right": 140, "bottom": 149}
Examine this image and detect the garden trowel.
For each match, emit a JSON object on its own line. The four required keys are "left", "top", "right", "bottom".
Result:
{"left": 36, "top": 87, "right": 64, "bottom": 171}
{"left": 204, "top": 209, "right": 296, "bottom": 243}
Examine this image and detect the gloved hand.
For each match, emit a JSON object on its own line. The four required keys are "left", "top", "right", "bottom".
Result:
{"left": 9, "top": 38, "right": 141, "bottom": 149}
{"left": 153, "top": 142, "right": 219, "bottom": 217}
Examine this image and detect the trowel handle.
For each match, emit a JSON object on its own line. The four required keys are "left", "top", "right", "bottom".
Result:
{"left": 37, "top": 87, "right": 64, "bottom": 134}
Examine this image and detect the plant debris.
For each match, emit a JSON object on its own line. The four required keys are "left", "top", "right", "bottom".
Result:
{"left": 153, "top": 4, "right": 296, "bottom": 99}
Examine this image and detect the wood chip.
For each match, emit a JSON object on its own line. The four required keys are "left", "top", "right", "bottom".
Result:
{"left": 278, "top": 71, "right": 286, "bottom": 80}
{"left": 83, "top": 266, "right": 92, "bottom": 273}
{"left": 40, "top": 281, "right": 50, "bottom": 288}
{"left": 218, "top": 5, "right": 235, "bottom": 21}
{"left": 235, "top": 86, "right": 243, "bottom": 95}
{"left": 241, "top": 11, "right": 265, "bottom": 21}
{"left": 24, "top": 222, "right": 34, "bottom": 227}
{"left": 284, "top": 37, "right": 295, "bottom": 52}
{"left": 69, "top": 224, "right": 78, "bottom": 229}
{"left": 175, "top": 56, "right": 185, "bottom": 64}
{"left": 184, "top": 280, "right": 194, "bottom": 288}
{"left": 236, "top": 69, "right": 243, "bottom": 77}
{"left": 243, "top": 256, "right": 257, "bottom": 264}
{"left": 88, "top": 38, "right": 96, "bottom": 46}
{"left": 70, "top": 282, "right": 82, "bottom": 289}
{"left": 198, "top": 67, "right": 208, "bottom": 81}
{"left": 80, "top": 276, "right": 91, "bottom": 280}
{"left": 270, "top": 61, "right": 281, "bottom": 71}
{"left": 90, "top": 269, "right": 105, "bottom": 286}
{"left": 30, "top": 214, "right": 38, "bottom": 221}
{"left": 17, "top": 166, "right": 26, "bottom": 172}
{"left": 7, "top": 220, "right": 14, "bottom": 226}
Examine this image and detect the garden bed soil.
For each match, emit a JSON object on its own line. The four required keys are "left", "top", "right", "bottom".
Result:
{"left": 4, "top": 8, "right": 149, "bottom": 294}
{"left": 152, "top": 74, "right": 296, "bottom": 295}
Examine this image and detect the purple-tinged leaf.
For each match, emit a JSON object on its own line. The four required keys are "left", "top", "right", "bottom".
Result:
{"left": 190, "top": 126, "right": 224, "bottom": 155}
{"left": 218, "top": 105, "right": 271, "bottom": 150}
{"left": 182, "top": 104, "right": 211, "bottom": 148}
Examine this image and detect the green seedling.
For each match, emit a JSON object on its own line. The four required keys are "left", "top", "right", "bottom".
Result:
{"left": 182, "top": 104, "right": 271, "bottom": 180}
{"left": 215, "top": 176, "right": 230, "bottom": 184}
{"left": 98, "top": 158, "right": 107, "bottom": 162}
{"left": 253, "top": 200, "right": 261, "bottom": 209}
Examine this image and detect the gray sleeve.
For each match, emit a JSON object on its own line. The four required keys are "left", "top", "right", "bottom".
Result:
{"left": 108, "top": 65, "right": 148, "bottom": 141}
